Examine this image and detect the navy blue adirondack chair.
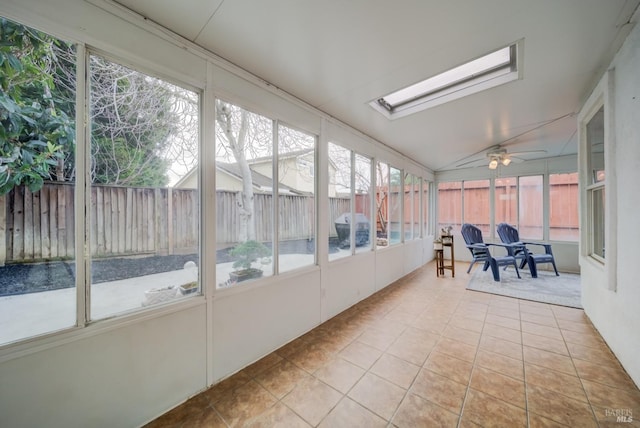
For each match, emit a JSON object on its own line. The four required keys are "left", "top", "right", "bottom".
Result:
{"left": 496, "top": 223, "right": 559, "bottom": 278}
{"left": 461, "top": 223, "right": 521, "bottom": 282}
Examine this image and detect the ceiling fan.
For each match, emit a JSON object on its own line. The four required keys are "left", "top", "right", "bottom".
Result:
{"left": 456, "top": 145, "right": 547, "bottom": 169}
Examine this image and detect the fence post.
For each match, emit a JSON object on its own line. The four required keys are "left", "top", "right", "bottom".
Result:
{"left": 0, "top": 194, "right": 5, "bottom": 266}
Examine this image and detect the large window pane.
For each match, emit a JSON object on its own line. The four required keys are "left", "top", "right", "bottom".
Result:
{"left": 389, "top": 167, "right": 402, "bottom": 245}
{"left": 354, "top": 154, "right": 373, "bottom": 254}
{"left": 519, "top": 175, "right": 543, "bottom": 240}
{"left": 591, "top": 187, "right": 605, "bottom": 258}
{"left": 495, "top": 177, "right": 517, "bottom": 229}
{"left": 403, "top": 173, "right": 414, "bottom": 240}
{"left": 549, "top": 173, "right": 579, "bottom": 241}
{"left": 376, "top": 162, "right": 389, "bottom": 248}
{"left": 215, "top": 101, "right": 273, "bottom": 288}
{"left": 328, "top": 143, "right": 351, "bottom": 261}
{"left": 278, "top": 124, "right": 316, "bottom": 273}
{"left": 413, "top": 177, "right": 420, "bottom": 239}
{"left": 586, "top": 105, "right": 605, "bottom": 260}
{"left": 89, "top": 55, "right": 200, "bottom": 318}
{"left": 0, "top": 18, "right": 77, "bottom": 344}
{"left": 438, "top": 181, "right": 462, "bottom": 235}
{"left": 588, "top": 106, "right": 605, "bottom": 184}
{"left": 423, "top": 179, "right": 430, "bottom": 237}
{"left": 463, "top": 180, "right": 490, "bottom": 236}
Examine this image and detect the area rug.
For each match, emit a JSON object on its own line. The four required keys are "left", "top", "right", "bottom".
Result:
{"left": 466, "top": 267, "right": 582, "bottom": 309}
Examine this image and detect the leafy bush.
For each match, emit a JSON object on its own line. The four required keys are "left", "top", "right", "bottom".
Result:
{"left": 229, "top": 240, "right": 271, "bottom": 270}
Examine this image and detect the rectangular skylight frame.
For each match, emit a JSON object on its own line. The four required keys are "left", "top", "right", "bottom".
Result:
{"left": 370, "top": 41, "right": 523, "bottom": 120}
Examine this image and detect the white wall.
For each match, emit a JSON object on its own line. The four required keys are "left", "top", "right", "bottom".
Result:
{"left": 580, "top": 16, "right": 640, "bottom": 387}
{"left": 0, "top": 1, "right": 435, "bottom": 427}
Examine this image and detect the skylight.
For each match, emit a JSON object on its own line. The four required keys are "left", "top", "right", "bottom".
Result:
{"left": 371, "top": 41, "right": 522, "bottom": 119}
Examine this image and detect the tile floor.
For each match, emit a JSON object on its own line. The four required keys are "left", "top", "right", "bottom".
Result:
{"left": 146, "top": 262, "right": 640, "bottom": 427}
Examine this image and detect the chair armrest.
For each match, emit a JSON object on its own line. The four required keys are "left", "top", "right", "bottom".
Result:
{"left": 466, "top": 243, "right": 488, "bottom": 250}
{"left": 522, "top": 242, "right": 553, "bottom": 253}
{"left": 487, "top": 242, "right": 521, "bottom": 256}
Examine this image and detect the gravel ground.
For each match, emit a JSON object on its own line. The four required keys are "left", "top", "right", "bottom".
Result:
{"left": 0, "top": 254, "right": 198, "bottom": 297}
{"left": 0, "top": 239, "right": 338, "bottom": 297}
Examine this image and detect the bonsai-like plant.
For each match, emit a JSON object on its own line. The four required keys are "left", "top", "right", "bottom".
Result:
{"left": 230, "top": 240, "right": 271, "bottom": 271}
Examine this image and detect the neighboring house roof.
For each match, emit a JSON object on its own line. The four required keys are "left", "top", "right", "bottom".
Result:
{"left": 217, "top": 162, "right": 304, "bottom": 194}
{"left": 174, "top": 162, "right": 306, "bottom": 195}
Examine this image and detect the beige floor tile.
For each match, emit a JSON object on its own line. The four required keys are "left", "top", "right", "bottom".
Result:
{"left": 433, "top": 337, "right": 478, "bottom": 362}
{"left": 213, "top": 380, "right": 277, "bottom": 427}
{"left": 475, "top": 349, "right": 523, "bottom": 380}
{"left": 573, "top": 358, "right": 638, "bottom": 390}
{"left": 462, "top": 388, "right": 527, "bottom": 428}
{"left": 485, "top": 313, "right": 521, "bottom": 330}
{"left": 410, "top": 368, "right": 467, "bottom": 414}
{"left": 244, "top": 402, "right": 311, "bottom": 428}
{"left": 312, "top": 357, "right": 365, "bottom": 394}
{"left": 318, "top": 397, "right": 387, "bottom": 428}
{"left": 254, "top": 359, "right": 311, "bottom": 399}
{"left": 522, "top": 332, "right": 568, "bottom": 355}
{"left": 521, "top": 321, "right": 563, "bottom": 340}
{"left": 386, "top": 334, "right": 436, "bottom": 366}
{"left": 582, "top": 379, "right": 640, "bottom": 411}
{"left": 443, "top": 325, "right": 481, "bottom": 346}
{"left": 338, "top": 340, "right": 383, "bottom": 370}
{"left": 479, "top": 335, "right": 523, "bottom": 360}
{"left": 523, "top": 345, "right": 576, "bottom": 375}
{"left": 520, "top": 311, "right": 558, "bottom": 327}
{"left": 424, "top": 351, "right": 473, "bottom": 385}
{"left": 528, "top": 412, "right": 571, "bottom": 428}
{"left": 524, "top": 363, "right": 587, "bottom": 402}
{"left": 393, "top": 393, "right": 459, "bottom": 427}
{"left": 348, "top": 372, "right": 406, "bottom": 420}
{"left": 357, "top": 328, "right": 399, "bottom": 351}
{"left": 470, "top": 366, "right": 526, "bottom": 409}
{"left": 482, "top": 323, "right": 523, "bottom": 344}
{"left": 526, "top": 383, "right": 598, "bottom": 427}
{"left": 282, "top": 377, "right": 342, "bottom": 426}
{"left": 370, "top": 353, "right": 420, "bottom": 389}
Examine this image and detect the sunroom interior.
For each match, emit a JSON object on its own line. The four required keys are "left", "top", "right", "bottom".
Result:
{"left": 1, "top": 0, "right": 639, "bottom": 426}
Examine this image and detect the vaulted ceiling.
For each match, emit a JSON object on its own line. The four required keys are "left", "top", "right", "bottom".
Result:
{"left": 113, "top": 0, "right": 638, "bottom": 171}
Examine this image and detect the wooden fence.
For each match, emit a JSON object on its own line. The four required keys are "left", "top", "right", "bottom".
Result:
{"left": 0, "top": 183, "right": 199, "bottom": 264}
{"left": 1, "top": 183, "right": 354, "bottom": 264}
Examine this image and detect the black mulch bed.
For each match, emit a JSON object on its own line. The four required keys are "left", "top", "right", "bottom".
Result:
{"left": 0, "top": 254, "right": 198, "bottom": 297}
{"left": 0, "top": 239, "right": 335, "bottom": 297}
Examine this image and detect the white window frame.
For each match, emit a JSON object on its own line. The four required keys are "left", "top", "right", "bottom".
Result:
{"left": 578, "top": 70, "right": 616, "bottom": 290}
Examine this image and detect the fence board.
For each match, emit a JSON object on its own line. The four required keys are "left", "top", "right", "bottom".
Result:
{"left": 40, "top": 187, "right": 50, "bottom": 259}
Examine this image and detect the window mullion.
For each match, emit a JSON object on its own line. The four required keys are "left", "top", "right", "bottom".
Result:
{"left": 76, "top": 43, "right": 89, "bottom": 327}
{"left": 272, "top": 120, "right": 279, "bottom": 276}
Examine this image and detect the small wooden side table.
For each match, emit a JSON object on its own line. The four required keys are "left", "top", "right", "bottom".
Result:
{"left": 441, "top": 235, "right": 455, "bottom": 277}
{"left": 435, "top": 249, "right": 445, "bottom": 276}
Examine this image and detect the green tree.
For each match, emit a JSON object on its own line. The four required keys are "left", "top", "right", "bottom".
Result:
{"left": 1, "top": 18, "right": 198, "bottom": 192}
{"left": 0, "top": 18, "right": 74, "bottom": 194}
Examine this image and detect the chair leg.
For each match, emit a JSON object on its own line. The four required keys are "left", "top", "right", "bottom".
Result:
{"left": 489, "top": 258, "right": 500, "bottom": 282}
{"left": 528, "top": 256, "right": 538, "bottom": 278}
{"left": 551, "top": 259, "right": 559, "bottom": 276}
{"left": 467, "top": 260, "right": 476, "bottom": 274}
{"left": 513, "top": 260, "right": 521, "bottom": 279}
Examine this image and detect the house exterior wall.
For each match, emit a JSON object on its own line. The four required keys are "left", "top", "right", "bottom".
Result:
{"left": 580, "top": 16, "right": 640, "bottom": 388}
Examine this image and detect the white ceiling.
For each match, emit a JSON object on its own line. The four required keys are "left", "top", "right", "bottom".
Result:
{"left": 114, "top": 0, "right": 638, "bottom": 171}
